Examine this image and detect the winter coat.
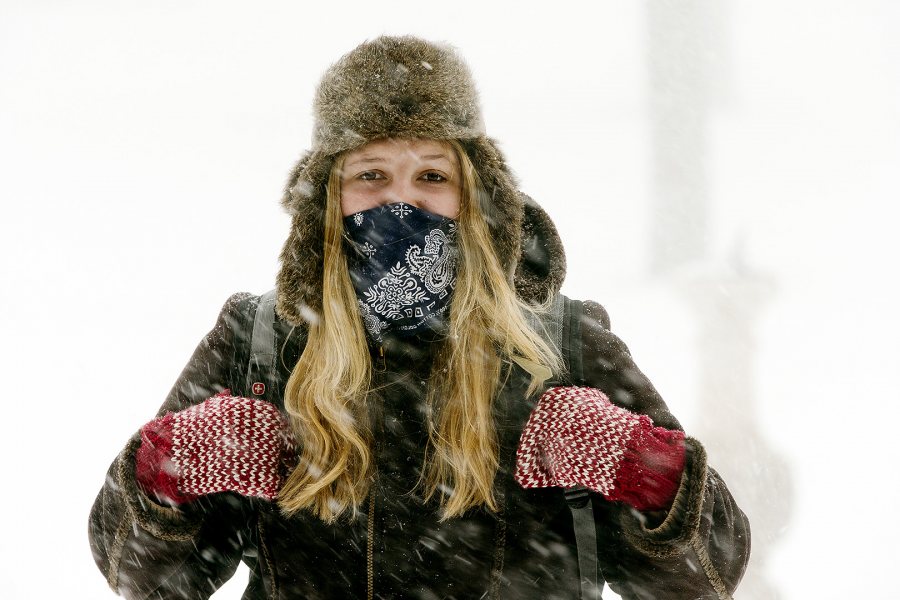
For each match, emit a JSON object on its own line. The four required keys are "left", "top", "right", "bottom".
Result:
{"left": 88, "top": 289, "right": 750, "bottom": 599}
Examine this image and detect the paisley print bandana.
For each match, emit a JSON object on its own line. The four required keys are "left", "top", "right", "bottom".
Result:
{"left": 343, "top": 202, "right": 458, "bottom": 342}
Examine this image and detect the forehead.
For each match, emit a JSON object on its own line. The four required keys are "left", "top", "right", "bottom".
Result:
{"left": 343, "top": 138, "right": 456, "bottom": 164}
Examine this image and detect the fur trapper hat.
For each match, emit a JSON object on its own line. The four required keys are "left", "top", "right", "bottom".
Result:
{"left": 276, "top": 35, "right": 566, "bottom": 326}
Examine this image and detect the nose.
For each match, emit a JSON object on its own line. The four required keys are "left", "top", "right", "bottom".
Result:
{"left": 382, "top": 178, "right": 422, "bottom": 209}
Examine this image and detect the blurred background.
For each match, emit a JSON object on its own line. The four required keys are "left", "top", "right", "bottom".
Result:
{"left": 2, "top": 1, "right": 898, "bottom": 598}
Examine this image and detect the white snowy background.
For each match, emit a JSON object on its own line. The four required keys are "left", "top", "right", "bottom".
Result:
{"left": 2, "top": 1, "right": 898, "bottom": 598}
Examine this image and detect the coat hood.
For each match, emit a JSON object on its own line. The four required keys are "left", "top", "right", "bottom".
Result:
{"left": 275, "top": 35, "right": 566, "bottom": 326}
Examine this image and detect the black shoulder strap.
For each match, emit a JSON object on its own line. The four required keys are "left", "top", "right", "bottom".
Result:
{"left": 565, "top": 485, "right": 603, "bottom": 600}
{"left": 527, "top": 295, "right": 604, "bottom": 599}
{"left": 560, "top": 296, "right": 584, "bottom": 385}
{"left": 558, "top": 296, "right": 604, "bottom": 600}
{"left": 523, "top": 294, "right": 565, "bottom": 376}
{"left": 246, "top": 289, "right": 278, "bottom": 399}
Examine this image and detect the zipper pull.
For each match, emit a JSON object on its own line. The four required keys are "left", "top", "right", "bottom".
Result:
{"left": 377, "top": 345, "right": 386, "bottom": 372}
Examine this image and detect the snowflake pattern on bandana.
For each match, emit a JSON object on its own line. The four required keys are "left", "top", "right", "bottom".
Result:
{"left": 390, "top": 203, "right": 413, "bottom": 219}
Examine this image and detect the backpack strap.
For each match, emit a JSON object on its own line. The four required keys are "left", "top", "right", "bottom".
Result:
{"left": 528, "top": 295, "right": 604, "bottom": 599}
{"left": 559, "top": 296, "right": 605, "bottom": 600}
{"left": 565, "top": 485, "right": 604, "bottom": 600}
{"left": 560, "top": 296, "right": 583, "bottom": 385}
{"left": 245, "top": 289, "right": 278, "bottom": 400}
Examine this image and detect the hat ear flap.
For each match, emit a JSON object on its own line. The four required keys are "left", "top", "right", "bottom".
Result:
{"left": 280, "top": 151, "right": 336, "bottom": 216}
{"left": 459, "top": 138, "right": 567, "bottom": 305}
{"left": 276, "top": 151, "right": 334, "bottom": 325}
{"left": 276, "top": 206, "right": 327, "bottom": 326}
{"left": 516, "top": 197, "right": 567, "bottom": 305}
{"left": 280, "top": 152, "right": 312, "bottom": 215}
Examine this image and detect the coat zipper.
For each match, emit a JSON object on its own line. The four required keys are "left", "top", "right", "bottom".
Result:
{"left": 368, "top": 346, "right": 383, "bottom": 600}
{"left": 367, "top": 487, "right": 376, "bottom": 600}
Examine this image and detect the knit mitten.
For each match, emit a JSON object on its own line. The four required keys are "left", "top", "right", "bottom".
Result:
{"left": 136, "top": 392, "right": 296, "bottom": 506}
{"left": 515, "top": 386, "right": 686, "bottom": 512}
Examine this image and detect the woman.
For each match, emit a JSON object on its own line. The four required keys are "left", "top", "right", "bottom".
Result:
{"left": 89, "top": 36, "right": 750, "bottom": 599}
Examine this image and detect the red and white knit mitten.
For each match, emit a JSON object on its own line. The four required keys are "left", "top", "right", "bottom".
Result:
{"left": 136, "top": 392, "right": 296, "bottom": 505}
{"left": 515, "top": 386, "right": 686, "bottom": 512}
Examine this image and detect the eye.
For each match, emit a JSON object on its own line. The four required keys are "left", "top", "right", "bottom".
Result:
{"left": 420, "top": 171, "right": 448, "bottom": 183}
{"left": 358, "top": 171, "right": 383, "bottom": 181}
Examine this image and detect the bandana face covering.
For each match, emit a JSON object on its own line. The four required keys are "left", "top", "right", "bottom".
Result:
{"left": 343, "top": 202, "right": 458, "bottom": 342}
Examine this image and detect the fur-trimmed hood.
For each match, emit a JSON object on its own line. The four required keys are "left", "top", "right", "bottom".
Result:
{"left": 275, "top": 35, "right": 566, "bottom": 326}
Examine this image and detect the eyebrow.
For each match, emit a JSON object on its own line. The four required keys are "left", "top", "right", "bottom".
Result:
{"left": 345, "top": 153, "right": 454, "bottom": 169}
{"left": 345, "top": 156, "right": 386, "bottom": 168}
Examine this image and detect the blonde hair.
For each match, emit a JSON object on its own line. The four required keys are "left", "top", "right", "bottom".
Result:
{"left": 278, "top": 140, "right": 560, "bottom": 522}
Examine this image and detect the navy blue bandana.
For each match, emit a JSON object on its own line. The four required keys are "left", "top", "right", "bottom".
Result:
{"left": 343, "top": 202, "right": 458, "bottom": 342}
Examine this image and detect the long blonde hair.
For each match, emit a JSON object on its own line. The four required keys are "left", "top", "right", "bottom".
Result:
{"left": 277, "top": 140, "right": 560, "bottom": 522}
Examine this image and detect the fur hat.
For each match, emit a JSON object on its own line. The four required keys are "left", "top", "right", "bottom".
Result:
{"left": 275, "top": 35, "right": 566, "bottom": 326}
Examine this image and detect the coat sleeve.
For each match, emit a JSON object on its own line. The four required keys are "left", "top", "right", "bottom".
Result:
{"left": 88, "top": 293, "right": 258, "bottom": 599}
{"left": 577, "top": 300, "right": 751, "bottom": 600}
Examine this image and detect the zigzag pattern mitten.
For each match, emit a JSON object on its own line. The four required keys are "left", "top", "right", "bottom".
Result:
{"left": 136, "top": 392, "right": 296, "bottom": 505}
{"left": 515, "top": 386, "right": 686, "bottom": 512}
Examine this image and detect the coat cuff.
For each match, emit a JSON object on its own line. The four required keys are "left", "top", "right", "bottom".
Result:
{"left": 618, "top": 436, "right": 707, "bottom": 558}
{"left": 116, "top": 433, "right": 203, "bottom": 541}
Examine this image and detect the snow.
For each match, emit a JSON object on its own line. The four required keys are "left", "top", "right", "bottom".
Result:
{"left": 2, "top": 1, "right": 898, "bottom": 598}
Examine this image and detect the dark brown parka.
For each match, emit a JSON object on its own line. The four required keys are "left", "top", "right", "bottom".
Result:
{"left": 89, "top": 288, "right": 750, "bottom": 599}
